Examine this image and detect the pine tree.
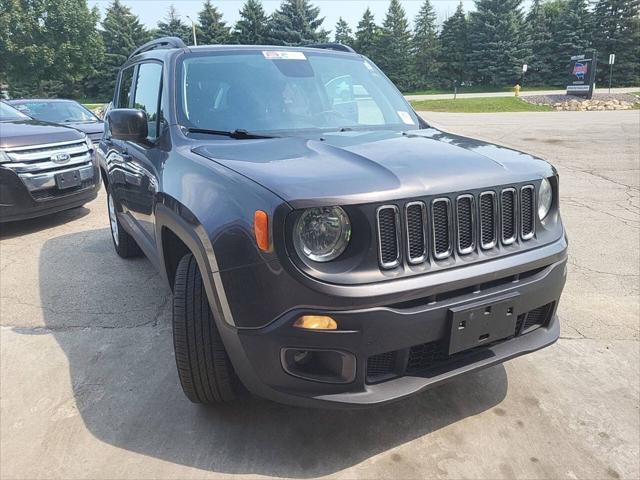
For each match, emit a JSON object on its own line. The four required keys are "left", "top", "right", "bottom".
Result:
{"left": 412, "top": 0, "right": 440, "bottom": 89}
{"left": 468, "top": 0, "right": 528, "bottom": 86}
{"left": 545, "top": 0, "right": 592, "bottom": 86}
{"left": 592, "top": 0, "right": 640, "bottom": 86}
{"left": 375, "top": 0, "right": 413, "bottom": 91}
{"left": 233, "top": 0, "right": 269, "bottom": 44}
{"left": 96, "top": 0, "right": 150, "bottom": 99}
{"left": 197, "top": 0, "right": 231, "bottom": 45}
{"left": 334, "top": 17, "right": 354, "bottom": 46}
{"left": 523, "top": 0, "right": 553, "bottom": 85}
{"left": 266, "top": 0, "right": 328, "bottom": 46}
{"left": 156, "top": 5, "right": 192, "bottom": 45}
{"left": 437, "top": 2, "right": 469, "bottom": 86}
{"left": 354, "top": 8, "right": 380, "bottom": 61}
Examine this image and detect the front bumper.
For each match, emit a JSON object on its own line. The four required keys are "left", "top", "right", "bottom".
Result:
{"left": 220, "top": 239, "right": 567, "bottom": 408}
{"left": 0, "top": 162, "right": 100, "bottom": 222}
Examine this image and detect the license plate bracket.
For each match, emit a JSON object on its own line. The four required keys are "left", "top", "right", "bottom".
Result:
{"left": 55, "top": 170, "right": 81, "bottom": 189}
{"left": 448, "top": 293, "right": 519, "bottom": 355}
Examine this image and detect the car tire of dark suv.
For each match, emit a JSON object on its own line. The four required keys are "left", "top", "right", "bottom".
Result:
{"left": 172, "top": 253, "right": 238, "bottom": 404}
{"left": 106, "top": 185, "right": 142, "bottom": 258}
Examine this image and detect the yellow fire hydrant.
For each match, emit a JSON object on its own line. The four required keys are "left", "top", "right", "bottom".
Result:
{"left": 514, "top": 84, "right": 521, "bottom": 97}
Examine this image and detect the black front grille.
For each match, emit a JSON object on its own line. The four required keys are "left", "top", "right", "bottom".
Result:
{"left": 377, "top": 206, "right": 400, "bottom": 267}
{"left": 501, "top": 189, "right": 516, "bottom": 243}
{"left": 521, "top": 186, "right": 535, "bottom": 239}
{"left": 375, "top": 183, "right": 539, "bottom": 269}
{"left": 366, "top": 351, "right": 397, "bottom": 382}
{"left": 456, "top": 195, "right": 474, "bottom": 253}
{"left": 432, "top": 199, "right": 451, "bottom": 258}
{"left": 479, "top": 192, "right": 496, "bottom": 248}
{"left": 366, "top": 302, "right": 555, "bottom": 383}
{"left": 406, "top": 202, "right": 427, "bottom": 263}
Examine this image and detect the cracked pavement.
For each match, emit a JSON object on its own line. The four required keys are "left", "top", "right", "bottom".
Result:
{"left": 1, "top": 110, "right": 638, "bottom": 479}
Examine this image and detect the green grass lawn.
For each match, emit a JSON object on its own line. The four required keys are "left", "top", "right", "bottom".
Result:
{"left": 410, "top": 97, "right": 554, "bottom": 113}
{"left": 82, "top": 103, "right": 105, "bottom": 110}
{"left": 404, "top": 85, "right": 557, "bottom": 96}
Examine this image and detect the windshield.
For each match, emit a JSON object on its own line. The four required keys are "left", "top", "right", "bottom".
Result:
{"left": 178, "top": 50, "right": 419, "bottom": 135}
{"left": 0, "top": 102, "right": 30, "bottom": 121}
{"left": 10, "top": 101, "right": 98, "bottom": 123}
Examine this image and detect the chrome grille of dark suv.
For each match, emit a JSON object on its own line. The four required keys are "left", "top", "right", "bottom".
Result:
{"left": 431, "top": 199, "right": 452, "bottom": 259}
{"left": 376, "top": 183, "right": 539, "bottom": 269}
{"left": 456, "top": 195, "right": 475, "bottom": 254}
{"left": 501, "top": 188, "right": 517, "bottom": 244}
{"left": 405, "top": 202, "right": 427, "bottom": 263}
{"left": 376, "top": 206, "right": 400, "bottom": 268}
{"left": 520, "top": 185, "right": 535, "bottom": 240}
{"left": 1, "top": 139, "right": 93, "bottom": 200}
{"left": 479, "top": 191, "right": 497, "bottom": 249}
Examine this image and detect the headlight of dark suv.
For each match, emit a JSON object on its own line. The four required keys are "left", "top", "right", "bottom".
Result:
{"left": 293, "top": 206, "right": 351, "bottom": 262}
{"left": 538, "top": 177, "right": 553, "bottom": 220}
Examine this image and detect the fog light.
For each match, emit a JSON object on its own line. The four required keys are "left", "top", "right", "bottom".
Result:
{"left": 293, "top": 315, "right": 338, "bottom": 330}
{"left": 281, "top": 348, "right": 356, "bottom": 383}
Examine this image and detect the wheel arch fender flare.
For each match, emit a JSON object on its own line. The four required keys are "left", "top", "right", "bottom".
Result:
{"left": 154, "top": 200, "right": 236, "bottom": 328}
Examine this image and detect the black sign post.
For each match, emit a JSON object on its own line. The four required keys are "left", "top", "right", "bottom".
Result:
{"left": 566, "top": 53, "right": 597, "bottom": 99}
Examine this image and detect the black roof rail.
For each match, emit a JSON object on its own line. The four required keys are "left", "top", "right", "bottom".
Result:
{"left": 306, "top": 43, "right": 356, "bottom": 54}
{"left": 129, "top": 37, "right": 187, "bottom": 59}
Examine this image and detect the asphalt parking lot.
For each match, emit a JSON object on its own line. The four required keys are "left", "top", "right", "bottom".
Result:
{"left": 1, "top": 110, "right": 638, "bottom": 479}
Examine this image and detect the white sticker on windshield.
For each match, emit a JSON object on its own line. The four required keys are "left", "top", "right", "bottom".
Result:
{"left": 397, "top": 111, "right": 416, "bottom": 125}
{"left": 263, "top": 51, "right": 307, "bottom": 60}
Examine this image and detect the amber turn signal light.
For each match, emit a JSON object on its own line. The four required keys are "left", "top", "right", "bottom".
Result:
{"left": 254, "top": 210, "right": 269, "bottom": 252}
{"left": 293, "top": 315, "right": 338, "bottom": 330}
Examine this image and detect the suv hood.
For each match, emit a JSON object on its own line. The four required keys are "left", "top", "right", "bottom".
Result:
{"left": 0, "top": 119, "right": 85, "bottom": 149}
{"left": 193, "top": 128, "right": 553, "bottom": 206}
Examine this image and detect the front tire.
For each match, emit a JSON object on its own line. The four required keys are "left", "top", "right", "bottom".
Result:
{"left": 172, "top": 253, "right": 238, "bottom": 404}
{"left": 106, "top": 186, "right": 141, "bottom": 258}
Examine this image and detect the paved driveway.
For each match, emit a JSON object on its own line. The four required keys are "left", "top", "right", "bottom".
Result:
{"left": 1, "top": 111, "right": 638, "bottom": 479}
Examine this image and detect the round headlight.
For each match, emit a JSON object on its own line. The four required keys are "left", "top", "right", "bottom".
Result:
{"left": 538, "top": 178, "right": 553, "bottom": 220}
{"left": 294, "top": 207, "right": 351, "bottom": 262}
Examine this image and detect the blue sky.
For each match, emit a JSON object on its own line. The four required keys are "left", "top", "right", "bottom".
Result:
{"left": 87, "top": 1, "right": 483, "bottom": 33}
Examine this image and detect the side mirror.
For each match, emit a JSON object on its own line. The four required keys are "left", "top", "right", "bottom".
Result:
{"left": 106, "top": 109, "right": 148, "bottom": 142}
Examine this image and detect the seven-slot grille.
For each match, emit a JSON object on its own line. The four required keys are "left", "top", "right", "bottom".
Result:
{"left": 376, "top": 184, "right": 538, "bottom": 268}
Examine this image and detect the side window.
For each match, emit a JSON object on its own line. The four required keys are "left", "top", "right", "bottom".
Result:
{"left": 132, "top": 62, "right": 163, "bottom": 142}
{"left": 117, "top": 67, "right": 135, "bottom": 108}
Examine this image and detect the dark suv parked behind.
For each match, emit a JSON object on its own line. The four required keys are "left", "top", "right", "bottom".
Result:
{"left": 0, "top": 101, "right": 99, "bottom": 222}
{"left": 99, "top": 38, "right": 567, "bottom": 408}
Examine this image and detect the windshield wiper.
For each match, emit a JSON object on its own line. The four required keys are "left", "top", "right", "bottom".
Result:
{"left": 185, "top": 128, "right": 278, "bottom": 139}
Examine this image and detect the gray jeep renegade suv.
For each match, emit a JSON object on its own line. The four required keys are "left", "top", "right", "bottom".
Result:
{"left": 98, "top": 37, "right": 567, "bottom": 408}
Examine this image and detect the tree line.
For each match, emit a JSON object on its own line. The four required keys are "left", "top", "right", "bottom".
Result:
{"left": 0, "top": 0, "right": 638, "bottom": 100}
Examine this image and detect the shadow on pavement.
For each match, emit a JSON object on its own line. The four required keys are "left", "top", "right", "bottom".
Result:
{"left": 0, "top": 206, "right": 90, "bottom": 240}
{"left": 36, "top": 229, "right": 508, "bottom": 477}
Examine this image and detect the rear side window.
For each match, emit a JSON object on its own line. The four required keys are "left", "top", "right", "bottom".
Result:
{"left": 117, "top": 67, "right": 135, "bottom": 108}
{"left": 132, "top": 62, "right": 163, "bottom": 141}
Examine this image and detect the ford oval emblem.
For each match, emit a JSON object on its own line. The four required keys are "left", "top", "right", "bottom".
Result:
{"left": 51, "top": 152, "right": 71, "bottom": 164}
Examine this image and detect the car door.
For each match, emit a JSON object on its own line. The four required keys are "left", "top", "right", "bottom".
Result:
{"left": 103, "top": 65, "right": 135, "bottom": 215}
{"left": 120, "top": 61, "right": 165, "bottom": 251}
